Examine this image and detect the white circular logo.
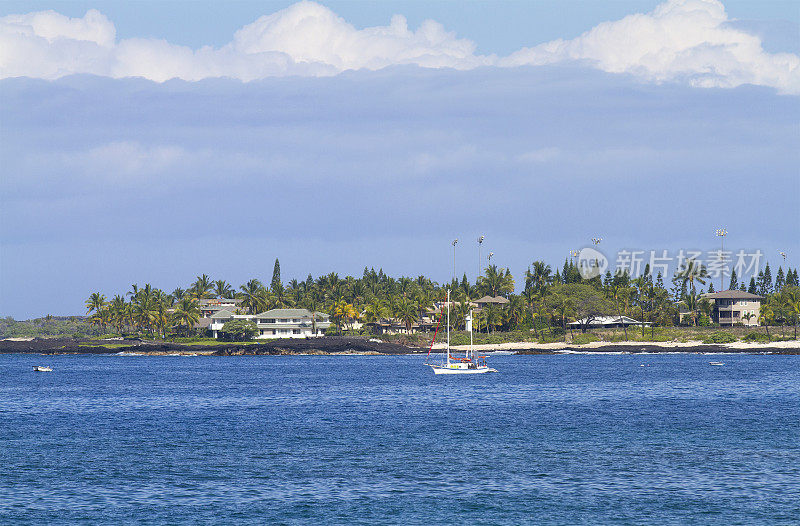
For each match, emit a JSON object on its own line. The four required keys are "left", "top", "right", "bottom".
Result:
{"left": 577, "top": 247, "right": 608, "bottom": 279}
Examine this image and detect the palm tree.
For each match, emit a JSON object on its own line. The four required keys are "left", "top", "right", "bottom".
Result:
{"left": 363, "top": 298, "right": 388, "bottom": 325}
{"left": 127, "top": 283, "right": 139, "bottom": 299}
{"left": 506, "top": 295, "right": 526, "bottom": 330}
{"left": 190, "top": 274, "right": 214, "bottom": 300}
{"left": 239, "top": 279, "right": 267, "bottom": 314}
{"left": 214, "top": 280, "right": 234, "bottom": 299}
{"left": 331, "top": 300, "right": 358, "bottom": 332}
{"left": 759, "top": 302, "right": 774, "bottom": 341}
{"left": 85, "top": 292, "right": 106, "bottom": 316}
{"left": 681, "top": 291, "right": 701, "bottom": 326}
{"left": 394, "top": 296, "right": 418, "bottom": 333}
{"left": 675, "top": 259, "right": 709, "bottom": 296}
{"left": 85, "top": 292, "right": 107, "bottom": 333}
{"left": 109, "top": 295, "right": 127, "bottom": 334}
{"left": 131, "top": 283, "right": 155, "bottom": 335}
{"left": 525, "top": 261, "right": 552, "bottom": 296}
{"left": 479, "top": 265, "right": 514, "bottom": 297}
{"left": 173, "top": 297, "right": 200, "bottom": 336}
{"left": 780, "top": 287, "right": 800, "bottom": 339}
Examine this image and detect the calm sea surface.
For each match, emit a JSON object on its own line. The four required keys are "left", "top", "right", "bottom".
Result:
{"left": 1, "top": 353, "right": 798, "bottom": 525}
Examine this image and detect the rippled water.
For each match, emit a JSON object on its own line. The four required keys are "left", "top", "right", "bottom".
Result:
{"left": 1, "top": 353, "right": 798, "bottom": 524}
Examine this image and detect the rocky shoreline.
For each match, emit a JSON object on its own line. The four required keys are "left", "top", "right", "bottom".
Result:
{"left": 516, "top": 344, "right": 800, "bottom": 355}
{"left": 1, "top": 337, "right": 798, "bottom": 356}
{"left": 0, "top": 337, "right": 427, "bottom": 356}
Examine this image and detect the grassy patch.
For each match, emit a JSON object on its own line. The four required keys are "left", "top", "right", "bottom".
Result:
{"left": 702, "top": 331, "right": 738, "bottom": 344}
{"left": 77, "top": 342, "right": 130, "bottom": 349}
{"left": 742, "top": 331, "right": 770, "bottom": 343}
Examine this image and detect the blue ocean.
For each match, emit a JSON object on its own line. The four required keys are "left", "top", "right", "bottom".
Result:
{"left": 1, "top": 353, "right": 798, "bottom": 525}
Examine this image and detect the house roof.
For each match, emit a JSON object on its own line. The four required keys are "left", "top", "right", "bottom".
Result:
{"left": 474, "top": 295, "right": 510, "bottom": 304}
{"left": 253, "top": 308, "right": 329, "bottom": 319}
{"left": 194, "top": 318, "right": 212, "bottom": 328}
{"left": 210, "top": 309, "right": 235, "bottom": 319}
{"left": 199, "top": 298, "right": 242, "bottom": 305}
{"left": 702, "top": 290, "right": 763, "bottom": 300}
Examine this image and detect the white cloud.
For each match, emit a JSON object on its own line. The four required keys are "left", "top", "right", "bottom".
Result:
{"left": 0, "top": 0, "right": 797, "bottom": 92}
{"left": 502, "top": 0, "right": 800, "bottom": 94}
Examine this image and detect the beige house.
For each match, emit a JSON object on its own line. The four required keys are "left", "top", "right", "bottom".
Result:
{"left": 702, "top": 290, "right": 763, "bottom": 327}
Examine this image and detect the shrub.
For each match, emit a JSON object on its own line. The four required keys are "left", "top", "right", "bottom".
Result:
{"left": 572, "top": 333, "right": 599, "bottom": 345}
{"left": 702, "top": 331, "right": 737, "bottom": 344}
{"left": 742, "top": 332, "right": 769, "bottom": 343}
{"left": 219, "top": 319, "right": 258, "bottom": 341}
{"left": 697, "top": 315, "right": 712, "bottom": 327}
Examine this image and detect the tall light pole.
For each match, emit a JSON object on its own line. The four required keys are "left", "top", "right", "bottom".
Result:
{"left": 477, "top": 235, "right": 484, "bottom": 284}
{"left": 452, "top": 238, "right": 459, "bottom": 284}
{"left": 716, "top": 228, "right": 727, "bottom": 290}
{"left": 591, "top": 237, "right": 603, "bottom": 276}
{"left": 488, "top": 252, "right": 494, "bottom": 267}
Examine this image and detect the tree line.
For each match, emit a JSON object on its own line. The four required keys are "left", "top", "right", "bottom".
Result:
{"left": 84, "top": 257, "right": 800, "bottom": 340}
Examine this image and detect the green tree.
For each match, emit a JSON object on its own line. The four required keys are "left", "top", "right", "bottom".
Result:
{"left": 239, "top": 279, "right": 270, "bottom": 314}
{"left": 190, "top": 274, "right": 213, "bottom": 299}
{"left": 780, "top": 286, "right": 800, "bottom": 339}
{"left": 479, "top": 264, "right": 515, "bottom": 297}
{"left": 85, "top": 292, "right": 106, "bottom": 316}
{"left": 271, "top": 258, "right": 282, "bottom": 293}
{"left": 548, "top": 283, "right": 613, "bottom": 333}
{"left": 728, "top": 269, "right": 738, "bottom": 291}
{"left": 173, "top": 297, "right": 200, "bottom": 336}
{"left": 674, "top": 259, "right": 709, "bottom": 296}
{"left": 214, "top": 280, "right": 234, "bottom": 299}
{"left": 394, "top": 296, "right": 418, "bottom": 333}
{"left": 109, "top": 295, "right": 127, "bottom": 334}
{"left": 759, "top": 302, "right": 774, "bottom": 341}
{"left": 220, "top": 319, "right": 258, "bottom": 341}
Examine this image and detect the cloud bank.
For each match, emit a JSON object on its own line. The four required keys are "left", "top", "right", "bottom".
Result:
{"left": 0, "top": 0, "right": 798, "bottom": 92}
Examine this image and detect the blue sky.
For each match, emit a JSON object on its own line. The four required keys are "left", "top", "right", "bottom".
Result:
{"left": 1, "top": 0, "right": 799, "bottom": 318}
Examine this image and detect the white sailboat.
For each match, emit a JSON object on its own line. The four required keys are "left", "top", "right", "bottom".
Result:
{"left": 428, "top": 290, "right": 497, "bottom": 375}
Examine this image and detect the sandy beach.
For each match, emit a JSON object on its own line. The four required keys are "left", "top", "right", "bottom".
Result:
{"left": 434, "top": 340, "right": 800, "bottom": 353}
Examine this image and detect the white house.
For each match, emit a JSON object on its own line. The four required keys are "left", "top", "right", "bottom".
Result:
{"left": 209, "top": 308, "right": 331, "bottom": 339}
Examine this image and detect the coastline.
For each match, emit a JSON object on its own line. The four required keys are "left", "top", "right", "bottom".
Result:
{"left": 0, "top": 337, "right": 425, "bottom": 356}
{"left": 437, "top": 340, "right": 800, "bottom": 355}
{"left": 2, "top": 336, "right": 799, "bottom": 355}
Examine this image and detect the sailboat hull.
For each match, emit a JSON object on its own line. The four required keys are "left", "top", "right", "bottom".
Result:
{"left": 429, "top": 365, "right": 497, "bottom": 375}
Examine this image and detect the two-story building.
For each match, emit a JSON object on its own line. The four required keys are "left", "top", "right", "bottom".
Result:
{"left": 198, "top": 298, "right": 243, "bottom": 318}
{"left": 701, "top": 290, "right": 763, "bottom": 327}
{"left": 208, "top": 308, "right": 331, "bottom": 339}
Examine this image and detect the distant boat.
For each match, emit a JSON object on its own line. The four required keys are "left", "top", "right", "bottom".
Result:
{"left": 709, "top": 362, "right": 725, "bottom": 366}
{"left": 427, "top": 290, "right": 497, "bottom": 375}
{"left": 33, "top": 366, "right": 52, "bottom": 372}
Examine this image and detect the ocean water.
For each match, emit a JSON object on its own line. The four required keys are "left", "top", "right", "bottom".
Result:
{"left": 1, "top": 353, "right": 798, "bottom": 525}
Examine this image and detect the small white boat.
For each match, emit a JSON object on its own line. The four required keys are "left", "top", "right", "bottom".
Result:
{"left": 427, "top": 290, "right": 497, "bottom": 375}
{"left": 33, "top": 366, "right": 52, "bottom": 372}
{"left": 709, "top": 362, "right": 725, "bottom": 366}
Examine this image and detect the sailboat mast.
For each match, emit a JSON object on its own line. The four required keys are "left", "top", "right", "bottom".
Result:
{"left": 469, "top": 309, "right": 473, "bottom": 361}
{"left": 446, "top": 289, "right": 450, "bottom": 365}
